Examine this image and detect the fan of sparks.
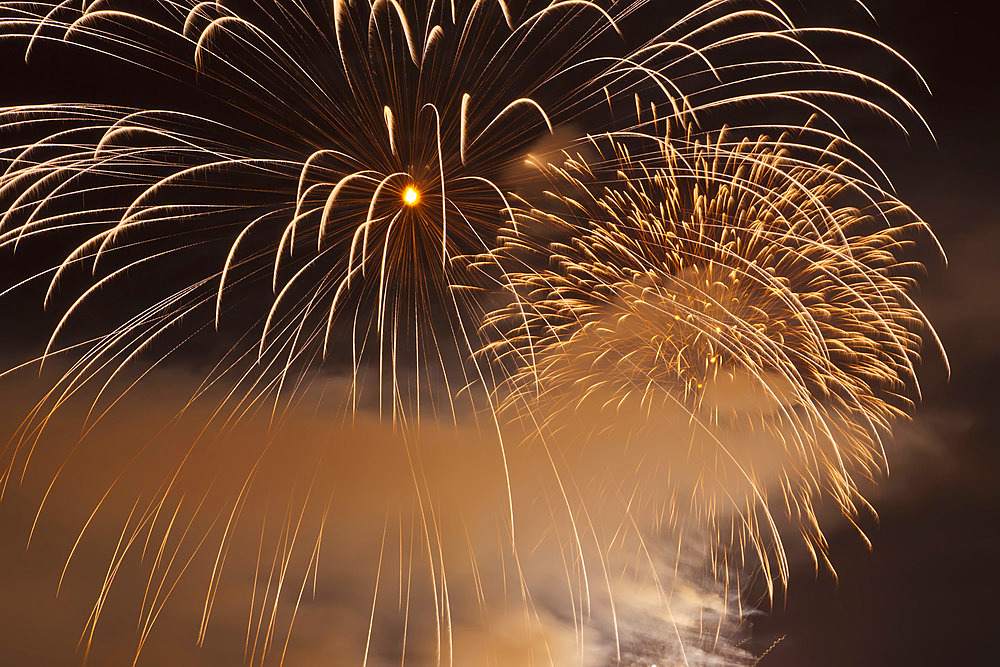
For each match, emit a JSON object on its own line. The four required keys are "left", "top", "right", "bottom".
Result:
{"left": 0, "top": 0, "right": 932, "bottom": 425}
{"left": 483, "top": 124, "right": 945, "bottom": 589}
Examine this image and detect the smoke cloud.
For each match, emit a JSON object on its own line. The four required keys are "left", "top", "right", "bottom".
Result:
{"left": 0, "top": 363, "right": 758, "bottom": 666}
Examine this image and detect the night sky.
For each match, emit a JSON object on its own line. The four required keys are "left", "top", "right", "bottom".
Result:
{"left": 747, "top": 2, "right": 1000, "bottom": 664}
{"left": 1, "top": 1, "right": 997, "bottom": 665}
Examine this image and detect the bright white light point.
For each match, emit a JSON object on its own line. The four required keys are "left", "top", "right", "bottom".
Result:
{"left": 403, "top": 186, "right": 419, "bottom": 206}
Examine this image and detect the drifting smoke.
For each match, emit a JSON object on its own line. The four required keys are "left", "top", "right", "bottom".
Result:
{"left": 0, "top": 368, "right": 753, "bottom": 665}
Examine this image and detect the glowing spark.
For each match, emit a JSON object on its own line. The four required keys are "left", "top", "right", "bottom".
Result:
{"left": 403, "top": 187, "right": 420, "bottom": 207}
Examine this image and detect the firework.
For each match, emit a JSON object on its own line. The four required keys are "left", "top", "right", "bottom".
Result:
{"left": 0, "top": 1, "right": 942, "bottom": 664}
{"left": 482, "top": 124, "right": 944, "bottom": 592}
{"left": 0, "top": 0, "right": 930, "bottom": 426}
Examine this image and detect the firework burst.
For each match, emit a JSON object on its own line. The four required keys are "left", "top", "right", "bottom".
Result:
{"left": 482, "top": 124, "right": 945, "bottom": 593}
{"left": 0, "top": 0, "right": 931, "bottom": 425}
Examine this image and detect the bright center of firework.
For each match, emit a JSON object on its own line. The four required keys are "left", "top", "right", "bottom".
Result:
{"left": 403, "top": 187, "right": 420, "bottom": 206}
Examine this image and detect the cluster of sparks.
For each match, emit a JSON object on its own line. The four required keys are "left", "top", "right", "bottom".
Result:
{"left": 484, "top": 126, "right": 944, "bottom": 592}
{"left": 0, "top": 0, "right": 943, "bottom": 664}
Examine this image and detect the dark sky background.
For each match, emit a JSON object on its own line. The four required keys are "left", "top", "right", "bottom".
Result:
{"left": 1, "top": 1, "right": 998, "bottom": 665}
{"left": 747, "top": 2, "right": 1000, "bottom": 665}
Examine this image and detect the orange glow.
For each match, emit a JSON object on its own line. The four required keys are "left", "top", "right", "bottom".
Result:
{"left": 403, "top": 186, "right": 419, "bottom": 206}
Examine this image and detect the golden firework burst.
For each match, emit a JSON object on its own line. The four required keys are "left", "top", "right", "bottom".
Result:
{"left": 483, "top": 125, "right": 945, "bottom": 591}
